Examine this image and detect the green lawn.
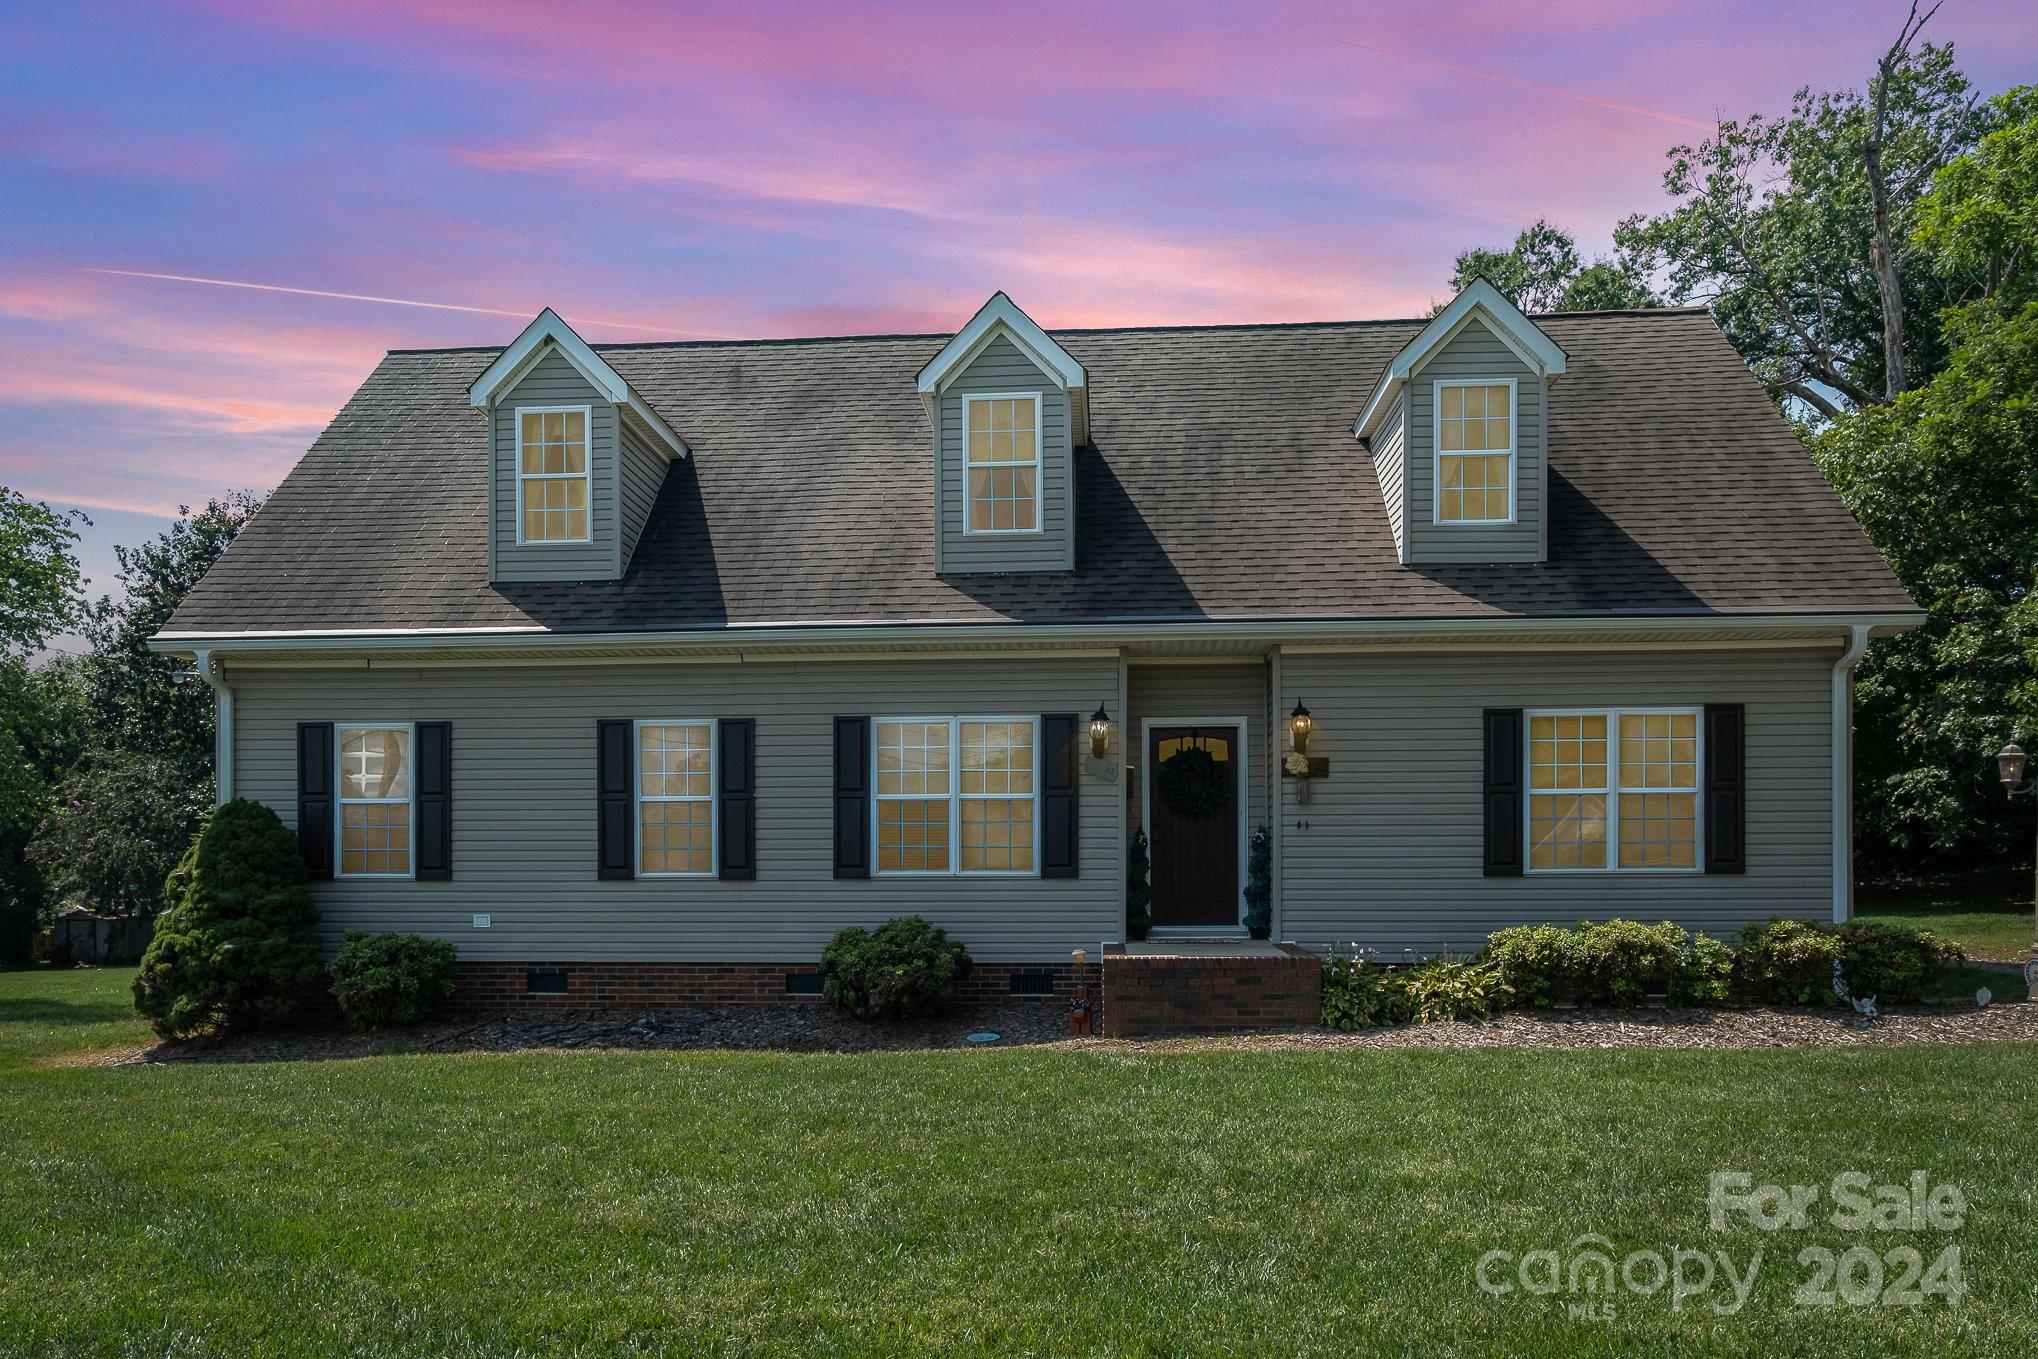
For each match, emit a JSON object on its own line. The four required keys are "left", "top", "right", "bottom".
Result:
{"left": 1861, "top": 870, "right": 2037, "bottom": 962}
{"left": 3, "top": 969, "right": 2037, "bottom": 1357}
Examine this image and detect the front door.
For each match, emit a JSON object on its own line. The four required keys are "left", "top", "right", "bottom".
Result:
{"left": 1147, "top": 724, "right": 1241, "bottom": 928}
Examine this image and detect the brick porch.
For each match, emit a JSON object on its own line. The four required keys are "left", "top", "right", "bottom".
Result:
{"left": 1101, "top": 941, "right": 1323, "bottom": 1037}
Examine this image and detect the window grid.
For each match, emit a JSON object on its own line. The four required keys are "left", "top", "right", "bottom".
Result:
{"left": 875, "top": 718, "right": 1038, "bottom": 876}
{"left": 337, "top": 724, "right": 413, "bottom": 878}
{"left": 637, "top": 721, "right": 716, "bottom": 877}
{"left": 964, "top": 394, "right": 1041, "bottom": 534}
{"left": 517, "top": 406, "right": 592, "bottom": 544}
{"left": 1435, "top": 380, "right": 1514, "bottom": 524}
{"left": 1526, "top": 709, "right": 1703, "bottom": 873}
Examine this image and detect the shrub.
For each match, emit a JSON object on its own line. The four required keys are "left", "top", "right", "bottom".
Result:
{"left": 1483, "top": 925, "right": 1583, "bottom": 1007}
{"left": 1574, "top": 919, "right": 1686, "bottom": 1005}
{"left": 132, "top": 799, "right": 324, "bottom": 1038}
{"left": 1401, "top": 957, "right": 1511, "bottom": 1024}
{"left": 820, "top": 915, "right": 971, "bottom": 1020}
{"left": 1125, "top": 829, "right": 1152, "bottom": 941}
{"left": 1243, "top": 826, "right": 1272, "bottom": 940}
{"left": 330, "top": 930, "right": 459, "bottom": 1029}
{"left": 1671, "top": 932, "right": 1736, "bottom": 1005}
{"left": 28, "top": 750, "right": 205, "bottom": 918}
{"left": 1836, "top": 921, "right": 1962, "bottom": 1004}
{"left": 1732, "top": 919, "right": 1842, "bottom": 1005}
{"left": 1320, "top": 947, "right": 1414, "bottom": 1029}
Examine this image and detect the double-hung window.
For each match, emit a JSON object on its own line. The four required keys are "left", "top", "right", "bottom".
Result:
{"left": 875, "top": 718, "right": 1037, "bottom": 875}
{"left": 517, "top": 406, "right": 591, "bottom": 543}
{"left": 964, "top": 394, "right": 1040, "bottom": 533}
{"left": 637, "top": 720, "right": 716, "bottom": 876}
{"left": 338, "top": 724, "right": 414, "bottom": 877}
{"left": 1435, "top": 380, "right": 1514, "bottom": 524}
{"left": 1527, "top": 709, "right": 1700, "bottom": 871}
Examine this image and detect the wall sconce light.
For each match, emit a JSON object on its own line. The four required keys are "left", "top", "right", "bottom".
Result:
{"left": 1288, "top": 700, "right": 1314, "bottom": 755}
{"left": 1999, "top": 742, "right": 2029, "bottom": 790}
{"left": 1089, "top": 703, "right": 1113, "bottom": 760}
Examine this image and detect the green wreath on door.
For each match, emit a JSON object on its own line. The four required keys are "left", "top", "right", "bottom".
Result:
{"left": 1157, "top": 745, "right": 1229, "bottom": 818}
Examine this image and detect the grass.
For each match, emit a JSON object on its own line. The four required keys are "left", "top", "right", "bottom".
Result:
{"left": 3, "top": 969, "right": 2037, "bottom": 1357}
{"left": 1860, "top": 868, "right": 2037, "bottom": 962}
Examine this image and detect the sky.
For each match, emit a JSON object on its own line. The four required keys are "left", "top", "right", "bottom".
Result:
{"left": 4, "top": 0, "right": 2035, "bottom": 614}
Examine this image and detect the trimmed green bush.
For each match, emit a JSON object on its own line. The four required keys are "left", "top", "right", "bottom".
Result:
{"left": 330, "top": 930, "right": 459, "bottom": 1029}
{"left": 1732, "top": 919, "right": 1842, "bottom": 1005}
{"left": 820, "top": 915, "right": 972, "bottom": 1021}
{"left": 1671, "top": 932, "right": 1736, "bottom": 1005}
{"left": 1575, "top": 919, "right": 1686, "bottom": 1005}
{"left": 132, "top": 800, "right": 324, "bottom": 1038}
{"left": 1243, "top": 825, "right": 1272, "bottom": 940}
{"left": 1320, "top": 949, "right": 1414, "bottom": 1029}
{"left": 1836, "top": 920, "right": 1962, "bottom": 1003}
{"left": 1400, "top": 958, "right": 1511, "bottom": 1023}
{"left": 1483, "top": 925, "right": 1583, "bottom": 1007}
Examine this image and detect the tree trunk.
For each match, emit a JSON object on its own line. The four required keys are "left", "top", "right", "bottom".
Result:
{"left": 1865, "top": 130, "right": 1908, "bottom": 400}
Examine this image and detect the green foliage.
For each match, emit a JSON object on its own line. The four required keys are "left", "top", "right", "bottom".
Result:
{"left": 1482, "top": 925, "right": 1581, "bottom": 1008}
{"left": 1125, "top": 828, "right": 1152, "bottom": 941}
{"left": 1446, "top": 219, "right": 1657, "bottom": 314}
{"left": 1243, "top": 824, "right": 1272, "bottom": 939}
{"left": 1671, "top": 932, "right": 1737, "bottom": 1006}
{"left": 1733, "top": 919, "right": 1843, "bottom": 1006}
{"left": 132, "top": 799, "right": 324, "bottom": 1038}
{"left": 1574, "top": 919, "right": 1686, "bottom": 1005}
{"left": 27, "top": 750, "right": 205, "bottom": 918}
{"left": 81, "top": 494, "right": 261, "bottom": 792}
{"left": 330, "top": 930, "right": 459, "bottom": 1029}
{"left": 1836, "top": 920, "right": 1963, "bottom": 1003}
{"left": 1319, "top": 948, "right": 1413, "bottom": 1030}
{"left": 1615, "top": 43, "right": 1992, "bottom": 412}
{"left": 0, "top": 488, "right": 87, "bottom": 660}
{"left": 1399, "top": 958, "right": 1510, "bottom": 1024}
{"left": 0, "top": 659, "right": 88, "bottom": 964}
{"left": 1914, "top": 87, "right": 2038, "bottom": 317}
{"left": 819, "top": 915, "right": 971, "bottom": 1021}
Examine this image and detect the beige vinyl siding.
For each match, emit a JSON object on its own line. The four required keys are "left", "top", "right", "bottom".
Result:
{"left": 1370, "top": 396, "right": 1407, "bottom": 558}
{"left": 617, "top": 420, "right": 665, "bottom": 573}
{"left": 935, "top": 333, "right": 1074, "bottom": 573}
{"left": 1275, "top": 647, "right": 1834, "bottom": 953}
{"left": 1403, "top": 316, "right": 1546, "bottom": 563}
{"left": 491, "top": 350, "right": 618, "bottom": 581}
{"left": 1127, "top": 661, "right": 1271, "bottom": 868}
{"left": 231, "top": 655, "right": 1123, "bottom": 962}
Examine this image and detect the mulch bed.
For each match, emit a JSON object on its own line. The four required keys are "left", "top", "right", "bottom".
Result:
{"left": 91, "top": 995, "right": 2038, "bottom": 1065}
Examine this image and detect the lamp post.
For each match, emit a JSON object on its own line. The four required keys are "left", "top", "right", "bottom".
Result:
{"left": 1997, "top": 743, "right": 2037, "bottom": 964}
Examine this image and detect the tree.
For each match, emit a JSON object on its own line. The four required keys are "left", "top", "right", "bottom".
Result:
{"left": 1915, "top": 85, "right": 2038, "bottom": 312}
{"left": 28, "top": 750, "right": 206, "bottom": 918}
{"left": 0, "top": 658, "right": 89, "bottom": 960}
{"left": 1616, "top": 36, "right": 1992, "bottom": 415}
{"left": 83, "top": 492, "right": 261, "bottom": 791}
{"left": 0, "top": 487, "right": 86, "bottom": 659}
{"left": 1445, "top": 220, "right": 1658, "bottom": 314}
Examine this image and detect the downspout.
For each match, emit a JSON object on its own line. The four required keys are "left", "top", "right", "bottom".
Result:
{"left": 1830, "top": 624, "right": 1872, "bottom": 923}
{"left": 193, "top": 648, "right": 234, "bottom": 806}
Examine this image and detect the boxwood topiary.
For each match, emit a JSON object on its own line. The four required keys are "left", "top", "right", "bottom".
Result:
{"left": 132, "top": 799, "right": 325, "bottom": 1039}
{"left": 820, "top": 915, "right": 971, "bottom": 1020}
{"left": 330, "top": 930, "right": 460, "bottom": 1029}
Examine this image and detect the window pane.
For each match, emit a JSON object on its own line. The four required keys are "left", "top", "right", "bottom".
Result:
{"left": 1529, "top": 792, "right": 1607, "bottom": 869}
{"left": 340, "top": 802, "right": 411, "bottom": 875}
{"left": 1528, "top": 714, "right": 1607, "bottom": 792}
{"left": 641, "top": 800, "right": 712, "bottom": 875}
{"left": 640, "top": 723, "right": 713, "bottom": 798}
{"left": 341, "top": 728, "right": 409, "bottom": 798}
{"left": 960, "top": 797, "right": 1033, "bottom": 871}
{"left": 968, "top": 400, "right": 990, "bottom": 432}
{"left": 877, "top": 722, "right": 949, "bottom": 796}
{"left": 877, "top": 798, "right": 951, "bottom": 872}
{"left": 960, "top": 721, "right": 1034, "bottom": 796}
{"left": 1618, "top": 713, "right": 1697, "bottom": 789}
{"left": 1487, "top": 385, "right": 1510, "bottom": 421}
{"left": 1617, "top": 791, "right": 1697, "bottom": 868}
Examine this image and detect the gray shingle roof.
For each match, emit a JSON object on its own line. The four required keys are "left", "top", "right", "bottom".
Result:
{"left": 164, "top": 308, "right": 1915, "bottom": 635}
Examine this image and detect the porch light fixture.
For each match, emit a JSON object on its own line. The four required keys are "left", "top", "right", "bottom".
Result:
{"left": 1999, "top": 742, "right": 2029, "bottom": 790}
{"left": 1288, "top": 700, "right": 1314, "bottom": 755}
{"left": 1090, "top": 703, "right": 1112, "bottom": 760}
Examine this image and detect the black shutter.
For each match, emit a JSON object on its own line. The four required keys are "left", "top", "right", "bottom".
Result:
{"left": 415, "top": 721, "right": 452, "bottom": 881}
{"left": 1482, "top": 708, "right": 1524, "bottom": 877}
{"left": 1704, "top": 703, "right": 1747, "bottom": 874}
{"left": 597, "top": 719, "right": 634, "bottom": 880}
{"left": 297, "top": 722, "right": 334, "bottom": 880}
{"left": 833, "top": 716, "right": 870, "bottom": 879}
{"left": 1040, "top": 713, "right": 1079, "bottom": 878}
{"left": 719, "top": 718, "right": 756, "bottom": 881}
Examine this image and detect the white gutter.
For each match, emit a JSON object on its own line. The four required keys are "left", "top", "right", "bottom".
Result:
{"left": 1830, "top": 623, "right": 1873, "bottom": 923}
{"left": 192, "top": 648, "right": 234, "bottom": 805}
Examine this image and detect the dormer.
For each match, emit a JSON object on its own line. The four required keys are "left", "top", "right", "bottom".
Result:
{"left": 916, "top": 292, "right": 1087, "bottom": 574}
{"left": 1356, "top": 279, "right": 1566, "bottom": 565}
{"left": 468, "top": 309, "right": 688, "bottom": 583}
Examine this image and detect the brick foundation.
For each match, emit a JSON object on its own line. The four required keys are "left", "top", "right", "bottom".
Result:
{"left": 1100, "top": 943, "right": 1322, "bottom": 1037}
{"left": 453, "top": 961, "right": 1101, "bottom": 1011}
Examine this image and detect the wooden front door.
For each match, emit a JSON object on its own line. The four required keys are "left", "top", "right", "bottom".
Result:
{"left": 1147, "top": 724, "right": 1241, "bottom": 928}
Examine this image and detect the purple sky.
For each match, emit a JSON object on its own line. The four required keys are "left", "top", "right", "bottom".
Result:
{"left": 5, "top": 0, "right": 2035, "bottom": 602}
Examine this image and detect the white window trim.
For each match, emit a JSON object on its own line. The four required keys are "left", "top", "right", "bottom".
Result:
{"left": 513, "top": 404, "right": 595, "bottom": 546}
{"left": 633, "top": 718, "right": 719, "bottom": 879}
{"left": 1432, "top": 377, "right": 1518, "bottom": 527}
{"left": 959, "top": 392, "right": 1045, "bottom": 537}
{"left": 1523, "top": 706, "right": 1705, "bottom": 875}
{"left": 871, "top": 715, "right": 1042, "bottom": 877}
{"left": 334, "top": 721, "right": 417, "bottom": 881}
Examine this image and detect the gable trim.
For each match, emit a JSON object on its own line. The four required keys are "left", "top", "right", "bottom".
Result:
{"left": 1355, "top": 279, "right": 1567, "bottom": 439}
{"left": 468, "top": 309, "right": 689, "bottom": 460}
{"left": 917, "top": 292, "right": 1086, "bottom": 398}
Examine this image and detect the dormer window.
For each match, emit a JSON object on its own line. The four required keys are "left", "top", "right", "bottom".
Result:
{"left": 1435, "top": 380, "right": 1515, "bottom": 524}
{"left": 965, "top": 394, "right": 1040, "bottom": 533}
{"left": 517, "top": 406, "right": 592, "bottom": 543}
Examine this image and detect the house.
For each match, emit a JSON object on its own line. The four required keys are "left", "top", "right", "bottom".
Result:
{"left": 152, "top": 281, "right": 1920, "bottom": 1011}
